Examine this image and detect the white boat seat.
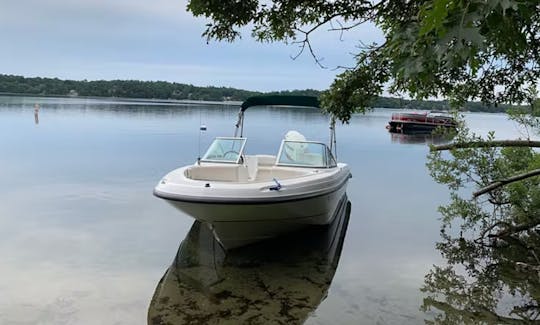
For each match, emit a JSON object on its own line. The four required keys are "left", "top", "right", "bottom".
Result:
{"left": 253, "top": 166, "right": 311, "bottom": 182}
{"left": 244, "top": 155, "right": 258, "bottom": 180}
{"left": 237, "top": 165, "right": 249, "bottom": 182}
{"left": 256, "top": 155, "right": 276, "bottom": 166}
{"left": 186, "top": 164, "right": 249, "bottom": 182}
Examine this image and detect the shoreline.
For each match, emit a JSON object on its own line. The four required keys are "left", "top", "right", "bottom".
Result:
{"left": 0, "top": 93, "right": 508, "bottom": 114}
{"left": 0, "top": 92, "right": 242, "bottom": 107}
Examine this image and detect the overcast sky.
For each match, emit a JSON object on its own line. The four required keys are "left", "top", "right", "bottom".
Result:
{"left": 0, "top": 0, "right": 384, "bottom": 91}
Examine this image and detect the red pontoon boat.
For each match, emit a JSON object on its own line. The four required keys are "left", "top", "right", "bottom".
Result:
{"left": 387, "top": 111, "right": 457, "bottom": 133}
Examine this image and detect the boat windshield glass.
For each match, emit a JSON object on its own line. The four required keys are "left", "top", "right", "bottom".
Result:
{"left": 277, "top": 141, "right": 335, "bottom": 168}
{"left": 201, "top": 137, "right": 246, "bottom": 163}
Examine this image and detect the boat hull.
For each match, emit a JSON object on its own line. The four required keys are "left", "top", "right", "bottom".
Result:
{"left": 155, "top": 157, "right": 351, "bottom": 250}
{"left": 163, "top": 181, "right": 348, "bottom": 249}
{"left": 387, "top": 121, "right": 455, "bottom": 133}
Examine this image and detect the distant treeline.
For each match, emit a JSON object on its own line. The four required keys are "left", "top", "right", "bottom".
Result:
{"left": 0, "top": 74, "right": 512, "bottom": 112}
{"left": 0, "top": 74, "right": 261, "bottom": 101}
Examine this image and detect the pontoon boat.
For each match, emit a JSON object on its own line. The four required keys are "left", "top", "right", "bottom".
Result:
{"left": 387, "top": 111, "right": 457, "bottom": 133}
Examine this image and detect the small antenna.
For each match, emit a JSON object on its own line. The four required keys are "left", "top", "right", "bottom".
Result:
{"left": 329, "top": 116, "right": 337, "bottom": 160}
{"left": 198, "top": 111, "right": 207, "bottom": 164}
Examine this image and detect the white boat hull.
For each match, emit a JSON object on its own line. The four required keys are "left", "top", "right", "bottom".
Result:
{"left": 164, "top": 182, "right": 348, "bottom": 249}
{"left": 155, "top": 162, "right": 351, "bottom": 249}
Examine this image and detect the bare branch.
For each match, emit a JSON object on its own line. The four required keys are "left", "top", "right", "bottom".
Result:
{"left": 286, "top": 4, "right": 382, "bottom": 69}
{"left": 332, "top": 65, "right": 355, "bottom": 71}
{"left": 423, "top": 298, "right": 535, "bottom": 324}
{"left": 473, "top": 168, "right": 540, "bottom": 198}
{"left": 328, "top": 19, "right": 368, "bottom": 33}
{"left": 487, "top": 219, "right": 540, "bottom": 239}
{"left": 478, "top": 221, "right": 512, "bottom": 241}
{"left": 431, "top": 140, "right": 540, "bottom": 151}
{"left": 290, "top": 34, "right": 326, "bottom": 68}
{"left": 334, "top": 19, "right": 345, "bottom": 41}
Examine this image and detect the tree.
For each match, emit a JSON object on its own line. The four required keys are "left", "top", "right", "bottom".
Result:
{"left": 423, "top": 116, "right": 540, "bottom": 323}
{"left": 187, "top": 1, "right": 540, "bottom": 322}
{"left": 187, "top": 0, "right": 539, "bottom": 122}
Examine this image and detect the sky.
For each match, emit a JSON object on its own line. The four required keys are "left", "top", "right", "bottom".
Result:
{"left": 0, "top": 0, "right": 384, "bottom": 92}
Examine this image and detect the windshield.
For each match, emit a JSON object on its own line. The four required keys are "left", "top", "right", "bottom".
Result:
{"left": 277, "top": 141, "right": 336, "bottom": 168}
{"left": 201, "top": 137, "right": 246, "bottom": 163}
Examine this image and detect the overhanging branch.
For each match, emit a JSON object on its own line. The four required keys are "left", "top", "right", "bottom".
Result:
{"left": 473, "top": 168, "right": 540, "bottom": 198}
{"left": 431, "top": 140, "right": 540, "bottom": 151}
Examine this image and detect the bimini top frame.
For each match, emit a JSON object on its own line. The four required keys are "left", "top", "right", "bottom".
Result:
{"left": 234, "top": 95, "right": 339, "bottom": 159}
{"left": 234, "top": 95, "right": 321, "bottom": 138}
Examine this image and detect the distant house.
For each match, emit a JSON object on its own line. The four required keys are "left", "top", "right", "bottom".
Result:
{"left": 68, "top": 89, "right": 78, "bottom": 97}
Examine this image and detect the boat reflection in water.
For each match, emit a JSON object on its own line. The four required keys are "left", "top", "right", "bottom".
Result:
{"left": 390, "top": 132, "right": 454, "bottom": 145}
{"left": 148, "top": 195, "right": 351, "bottom": 325}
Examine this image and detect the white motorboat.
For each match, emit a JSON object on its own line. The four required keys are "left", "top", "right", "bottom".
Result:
{"left": 154, "top": 95, "right": 351, "bottom": 249}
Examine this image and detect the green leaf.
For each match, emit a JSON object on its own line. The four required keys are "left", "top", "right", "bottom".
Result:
{"left": 419, "top": 0, "right": 451, "bottom": 36}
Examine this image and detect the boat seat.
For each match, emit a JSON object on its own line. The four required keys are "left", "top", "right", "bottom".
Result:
{"left": 253, "top": 166, "right": 311, "bottom": 182}
{"left": 237, "top": 165, "right": 249, "bottom": 182}
{"left": 244, "top": 155, "right": 258, "bottom": 180}
{"left": 186, "top": 164, "right": 249, "bottom": 182}
{"left": 256, "top": 155, "right": 276, "bottom": 166}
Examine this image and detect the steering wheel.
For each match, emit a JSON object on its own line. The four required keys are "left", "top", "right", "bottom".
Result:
{"left": 223, "top": 150, "right": 239, "bottom": 159}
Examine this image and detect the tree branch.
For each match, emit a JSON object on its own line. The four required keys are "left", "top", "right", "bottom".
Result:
{"left": 288, "top": 4, "right": 383, "bottom": 69}
{"left": 432, "top": 140, "right": 540, "bottom": 151}
{"left": 423, "top": 297, "right": 538, "bottom": 324}
{"left": 473, "top": 168, "right": 540, "bottom": 198}
{"left": 328, "top": 19, "right": 369, "bottom": 33}
{"left": 487, "top": 219, "right": 540, "bottom": 238}
{"left": 478, "top": 221, "right": 512, "bottom": 241}
{"left": 290, "top": 33, "right": 326, "bottom": 68}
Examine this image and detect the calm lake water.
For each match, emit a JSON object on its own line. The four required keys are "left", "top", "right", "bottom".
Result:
{"left": 0, "top": 95, "right": 525, "bottom": 324}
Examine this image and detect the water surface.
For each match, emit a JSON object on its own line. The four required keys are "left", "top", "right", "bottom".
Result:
{"left": 0, "top": 95, "right": 524, "bottom": 324}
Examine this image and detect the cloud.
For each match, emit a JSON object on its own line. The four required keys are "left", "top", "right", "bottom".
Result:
{"left": 0, "top": 0, "right": 193, "bottom": 24}
{"left": 0, "top": 0, "right": 384, "bottom": 91}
